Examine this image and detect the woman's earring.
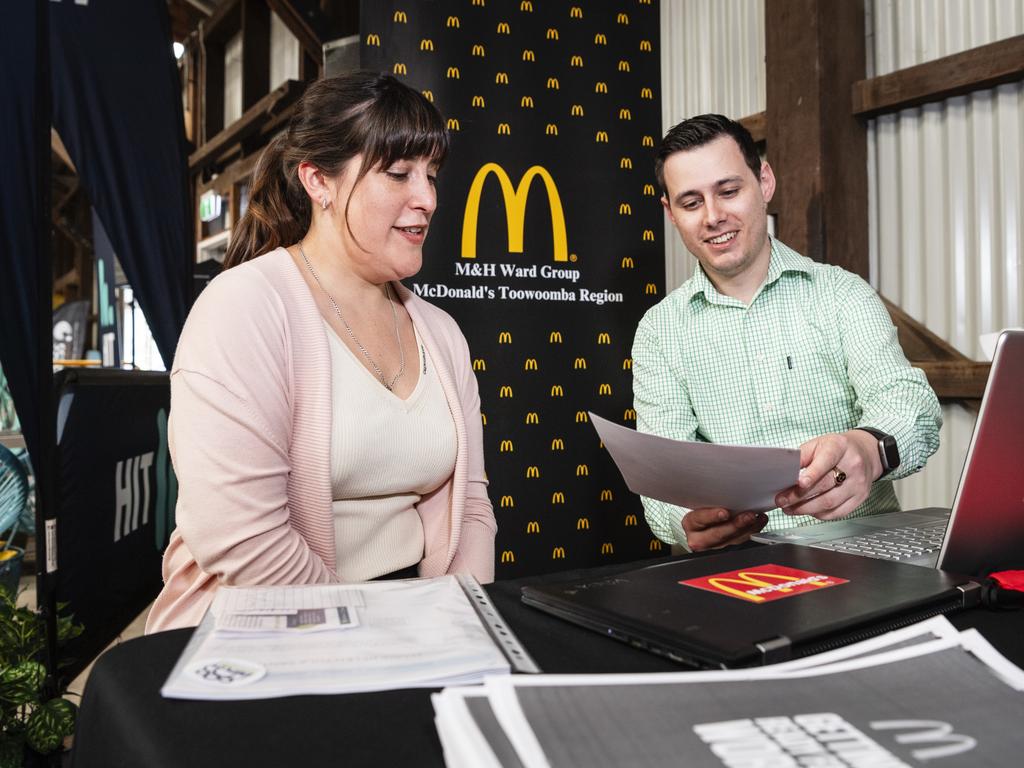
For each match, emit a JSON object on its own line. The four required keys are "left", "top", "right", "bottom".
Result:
{"left": 321, "top": 197, "right": 329, "bottom": 211}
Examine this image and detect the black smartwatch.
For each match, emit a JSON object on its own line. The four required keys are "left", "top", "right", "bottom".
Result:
{"left": 857, "top": 428, "right": 900, "bottom": 478}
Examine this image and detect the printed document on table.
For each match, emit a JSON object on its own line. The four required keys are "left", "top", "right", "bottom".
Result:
{"left": 161, "top": 577, "right": 510, "bottom": 700}
{"left": 589, "top": 412, "right": 799, "bottom": 513}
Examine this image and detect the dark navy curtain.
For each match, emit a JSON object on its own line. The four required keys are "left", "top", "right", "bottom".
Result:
{"left": 0, "top": 2, "right": 44, "bottom": 462}
{"left": 50, "top": 0, "right": 192, "bottom": 369}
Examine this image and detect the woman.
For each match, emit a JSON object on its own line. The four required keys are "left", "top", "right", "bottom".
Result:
{"left": 146, "top": 72, "right": 496, "bottom": 633}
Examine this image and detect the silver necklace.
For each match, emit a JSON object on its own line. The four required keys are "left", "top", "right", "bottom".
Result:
{"left": 299, "top": 243, "right": 405, "bottom": 391}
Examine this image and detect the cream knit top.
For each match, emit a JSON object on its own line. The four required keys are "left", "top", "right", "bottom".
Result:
{"left": 325, "top": 322, "right": 457, "bottom": 581}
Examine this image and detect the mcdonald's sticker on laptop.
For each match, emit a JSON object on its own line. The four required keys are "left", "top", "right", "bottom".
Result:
{"left": 681, "top": 564, "right": 848, "bottom": 604}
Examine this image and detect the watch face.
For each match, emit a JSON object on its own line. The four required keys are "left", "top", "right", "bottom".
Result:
{"left": 880, "top": 434, "right": 900, "bottom": 469}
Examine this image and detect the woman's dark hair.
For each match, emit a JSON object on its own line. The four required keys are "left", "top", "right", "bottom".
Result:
{"left": 654, "top": 114, "right": 761, "bottom": 194}
{"left": 224, "top": 71, "right": 449, "bottom": 268}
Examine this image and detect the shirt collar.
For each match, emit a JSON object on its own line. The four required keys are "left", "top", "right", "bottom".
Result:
{"left": 683, "top": 237, "right": 811, "bottom": 305}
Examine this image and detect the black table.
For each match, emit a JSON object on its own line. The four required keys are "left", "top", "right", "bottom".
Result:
{"left": 70, "top": 555, "right": 1024, "bottom": 768}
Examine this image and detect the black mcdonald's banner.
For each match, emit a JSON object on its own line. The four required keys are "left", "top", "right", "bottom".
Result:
{"left": 361, "top": 0, "right": 665, "bottom": 577}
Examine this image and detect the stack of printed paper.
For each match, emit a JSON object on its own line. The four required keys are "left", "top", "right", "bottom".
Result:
{"left": 432, "top": 617, "right": 1024, "bottom": 767}
{"left": 161, "top": 576, "right": 510, "bottom": 700}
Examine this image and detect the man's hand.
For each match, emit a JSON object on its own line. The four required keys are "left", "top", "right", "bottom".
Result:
{"left": 682, "top": 507, "right": 769, "bottom": 551}
{"left": 775, "top": 430, "right": 882, "bottom": 520}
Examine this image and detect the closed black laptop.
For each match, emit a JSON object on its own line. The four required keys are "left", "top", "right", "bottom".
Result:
{"left": 521, "top": 544, "right": 979, "bottom": 669}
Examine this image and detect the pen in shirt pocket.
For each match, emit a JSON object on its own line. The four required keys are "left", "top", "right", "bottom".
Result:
{"left": 786, "top": 355, "right": 793, "bottom": 370}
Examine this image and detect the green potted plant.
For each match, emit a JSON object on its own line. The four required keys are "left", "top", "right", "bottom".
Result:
{"left": 0, "top": 589, "right": 82, "bottom": 767}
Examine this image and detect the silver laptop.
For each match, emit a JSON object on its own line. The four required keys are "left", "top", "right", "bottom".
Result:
{"left": 755, "top": 329, "right": 1024, "bottom": 576}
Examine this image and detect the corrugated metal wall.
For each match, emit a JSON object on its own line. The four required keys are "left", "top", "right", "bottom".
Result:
{"left": 868, "top": 0, "right": 1024, "bottom": 509}
{"left": 659, "top": 0, "right": 766, "bottom": 290}
{"left": 658, "top": 0, "right": 1024, "bottom": 511}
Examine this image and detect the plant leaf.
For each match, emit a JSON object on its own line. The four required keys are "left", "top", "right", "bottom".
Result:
{"left": 25, "top": 697, "right": 75, "bottom": 755}
{"left": 0, "top": 662, "right": 44, "bottom": 705}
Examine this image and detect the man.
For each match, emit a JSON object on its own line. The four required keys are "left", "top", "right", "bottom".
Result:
{"left": 633, "top": 114, "right": 941, "bottom": 551}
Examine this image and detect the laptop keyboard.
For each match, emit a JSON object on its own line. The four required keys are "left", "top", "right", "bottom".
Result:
{"left": 813, "top": 522, "right": 946, "bottom": 561}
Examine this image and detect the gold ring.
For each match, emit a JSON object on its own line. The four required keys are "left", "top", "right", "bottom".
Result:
{"left": 832, "top": 467, "right": 847, "bottom": 486}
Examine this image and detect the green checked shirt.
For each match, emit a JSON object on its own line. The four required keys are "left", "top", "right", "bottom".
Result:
{"left": 632, "top": 238, "right": 942, "bottom": 546}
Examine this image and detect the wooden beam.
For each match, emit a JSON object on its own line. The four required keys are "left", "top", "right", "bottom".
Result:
{"left": 853, "top": 34, "right": 1024, "bottom": 119}
{"left": 265, "top": 0, "right": 323, "bottom": 64}
{"left": 738, "top": 111, "right": 766, "bottom": 144}
{"left": 765, "top": 0, "right": 869, "bottom": 279}
{"left": 918, "top": 361, "right": 991, "bottom": 400}
{"left": 190, "top": 78, "right": 306, "bottom": 172}
{"left": 51, "top": 128, "right": 75, "bottom": 173}
{"left": 882, "top": 298, "right": 963, "bottom": 361}
{"left": 242, "top": 0, "right": 271, "bottom": 112}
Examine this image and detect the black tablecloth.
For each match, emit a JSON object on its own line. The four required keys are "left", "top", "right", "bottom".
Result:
{"left": 70, "top": 556, "right": 1024, "bottom": 768}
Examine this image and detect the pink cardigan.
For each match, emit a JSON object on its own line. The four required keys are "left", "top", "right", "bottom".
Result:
{"left": 146, "top": 248, "right": 496, "bottom": 633}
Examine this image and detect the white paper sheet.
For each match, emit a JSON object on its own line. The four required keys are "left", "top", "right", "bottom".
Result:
{"left": 589, "top": 412, "right": 800, "bottom": 513}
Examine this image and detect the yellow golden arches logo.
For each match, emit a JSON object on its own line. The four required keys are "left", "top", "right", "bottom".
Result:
{"left": 446, "top": 15, "right": 460, "bottom": 28}
{"left": 645, "top": 283, "right": 658, "bottom": 295}
{"left": 578, "top": 517, "right": 590, "bottom": 530}
{"left": 499, "top": 385, "right": 514, "bottom": 398}
{"left": 621, "top": 256, "right": 635, "bottom": 269}
{"left": 570, "top": 104, "right": 584, "bottom": 117}
{"left": 472, "top": 0, "right": 485, "bottom": 5}
{"left": 520, "top": 0, "right": 533, "bottom": 10}
{"left": 623, "top": 408, "right": 636, "bottom": 421}
{"left": 462, "top": 163, "right": 568, "bottom": 263}
{"left": 472, "top": 358, "right": 486, "bottom": 371}
{"left": 422, "top": 90, "right": 434, "bottom": 102}
{"left": 650, "top": 539, "right": 663, "bottom": 551}
{"left": 393, "top": 62, "right": 408, "bottom": 75}
{"left": 643, "top": 229, "right": 655, "bottom": 241}
{"left": 472, "top": 44, "right": 486, "bottom": 57}
{"left": 500, "top": 550, "right": 515, "bottom": 564}
{"left": 447, "top": 118, "right": 460, "bottom": 131}
{"left": 619, "top": 157, "right": 632, "bottom": 169}
{"left": 393, "top": 10, "right": 408, "bottom": 23}
{"left": 707, "top": 571, "right": 827, "bottom": 604}
{"left": 525, "top": 411, "right": 539, "bottom": 424}
{"left": 446, "top": 66, "right": 461, "bottom": 79}
{"left": 595, "top": 131, "right": 609, "bottom": 143}
{"left": 472, "top": 95, "right": 486, "bottom": 108}
{"left": 624, "top": 513, "right": 638, "bottom": 526}
{"left": 497, "top": 123, "right": 511, "bottom": 135}
{"left": 497, "top": 21, "right": 511, "bottom": 34}
{"left": 550, "top": 384, "right": 564, "bottom": 397}
{"left": 619, "top": 108, "right": 632, "bottom": 120}
{"left": 576, "top": 464, "right": 589, "bottom": 477}
{"left": 617, "top": 12, "right": 630, "bottom": 24}
{"left": 618, "top": 60, "right": 631, "bottom": 72}
{"left": 570, "top": 54, "right": 583, "bottom": 67}
{"left": 499, "top": 439, "right": 514, "bottom": 452}
{"left": 594, "top": 81, "right": 608, "bottom": 93}
{"left": 619, "top": 203, "right": 632, "bottom": 215}
{"left": 575, "top": 411, "right": 589, "bottom": 423}
{"left": 498, "top": 330, "right": 513, "bottom": 343}
{"left": 573, "top": 357, "right": 587, "bottom": 369}
{"left": 521, "top": 96, "right": 534, "bottom": 108}
{"left": 622, "top": 358, "right": 633, "bottom": 369}
{"left": 547, "top": 77, "right": 560, "bottom": 89}
{"left": 481, "top": 412, "right": 487, "bottom": 426}
{"left": 594, "top": 33, "right": 607, "bottom": 45}
{"left": 640, "top": 40, "right": 653, "bottom": 51}
{"left": 526, "top": 520, "right": 540, "bottom": 534}
{"left": 601, "top": 542, "right": 614, "bottom": 555}
{"left": 525, "top": 465, "right": 540, "bottom": 478}
{"left": 598, "top": 383, "right": 612, "bottom": 395}
{"left": 550, "top": 437, "right": 565, "bottom": 450}
{"left": 500, "top": 495, "right": 515, "bottom": 508}
{"left": 366, "top": 33, "right": 381, "bottom": 46}
{"left": 419, "top": 39, "right": 434, "bottom": 51}
{"left": 524, "top": 358, "right": 538, "bottom": 371}
{"left": 643, "top": 183, "right": 656, "bottom": 196}
{"left": 641, "top": 135, "right": 654, "bottom": 147}
{"left": 601, "top": 489, "right": 614, "bottom": 501}
{"left": 552, "top": 547, "right": 566, "bottom": 560}
{"left": 641, "top": 87, "right": 654, "bottom": 99}
{"left": 569, "top": 6, "right": 583, "bottom": 19}
{"left": 549, "top": 331, "right": 563, "bottom": 343}
{"left": 546, "top": 28, "right": 559, "bottom": 40}
{"left": 522, "top": 49, "right": 535, "bottom": 62}
{"left": 495, "top": 72, "right": 509, "bottom": 84}
{"left": 551, "top": 491, "right": 566, "bottom": 504}
{"left": 597, "top": 332, "right": 611, "bottom": 344}
{"left": 545, "top": 124, "right": 558, "bottom": 136}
